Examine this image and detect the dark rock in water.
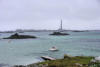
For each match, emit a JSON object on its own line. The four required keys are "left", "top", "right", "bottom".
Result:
{"left": 50, "top": 32, "right": 69, "bottom": 36}
{"left": 3, "top": 33, "right": 36, "bottom": 39}
{"left": 72, "top": 30, "right": 85, "bottom": 32}
{"left": 13, "top": 65, "right": 26, "bottom": 67}
{"left": 18, "top": 31, "right": 24, "bottom": 33}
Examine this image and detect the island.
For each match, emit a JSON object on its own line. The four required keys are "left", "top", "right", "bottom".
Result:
{"left": 50, "top": 32, "right": 69, "bottom": 36}
{"left": 72, "top": 30, "right": 85, "bottom": 32}
{"left": 3, "top": 33, "right": 36, "bottom": 39}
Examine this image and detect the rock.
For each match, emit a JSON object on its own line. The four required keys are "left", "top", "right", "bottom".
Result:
{"left": 50, "top": 32, "right": 69, "bottom": 36}
{"left": 64, "top": 54, "right": 71, "bottom": 59}
{"left": 13, "top": 65, "right": 26, "bottom": 67}
{"left": 91, "top": 56, "right": 100, "bottom": 62}
{"left": 3, "top": 33, "right": 36, "bottom": 39}
{"left": 41, "top": 56, "right": 56, "bottom": 61}
{"left": 75, "top": 63, "right": 83, "bottom": 67}
{"left": 72, "top": 30, "right": 85, "bottom": 32}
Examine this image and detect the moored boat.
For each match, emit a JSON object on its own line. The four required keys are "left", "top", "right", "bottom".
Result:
{"left": 49, "top": 46, "right": 59, "bottom": 51}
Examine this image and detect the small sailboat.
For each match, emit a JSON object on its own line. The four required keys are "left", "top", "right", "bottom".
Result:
{"left": 49, "top": 46, "right": 59, "bottom": 51}
{"left": 49, "top": 19, "right": 69, "bottom": 35}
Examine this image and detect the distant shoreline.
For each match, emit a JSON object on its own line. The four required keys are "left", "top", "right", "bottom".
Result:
{"left": 0, "top": 29, "right": 100, "bottom": 33}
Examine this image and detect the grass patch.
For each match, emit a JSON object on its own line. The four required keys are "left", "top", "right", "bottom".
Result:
{"left": 37, "top": 55, "right": 94, "bottom": 67}
{"left": 14, "top": 55, "right": 95, "bottom": 67}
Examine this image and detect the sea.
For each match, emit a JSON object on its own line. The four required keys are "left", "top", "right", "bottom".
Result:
{"left": 0, "top": 31, "right": 100, "bottom": 67}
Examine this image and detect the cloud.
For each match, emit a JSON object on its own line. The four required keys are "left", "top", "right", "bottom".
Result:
{"left": 0, "top": 0, "right": 100, "bottom": 31}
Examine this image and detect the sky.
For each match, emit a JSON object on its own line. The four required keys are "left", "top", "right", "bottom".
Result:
{"left": 0, "top": 0, "right": 100, "bottom": 31}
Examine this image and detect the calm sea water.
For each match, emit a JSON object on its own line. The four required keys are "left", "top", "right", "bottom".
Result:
{"left": 0, "top": 31, "right": 100, "bottom": 66}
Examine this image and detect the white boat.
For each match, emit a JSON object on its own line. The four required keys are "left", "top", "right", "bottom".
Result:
{"left": 49, "top": 46, "right": 59, "bottom": 51}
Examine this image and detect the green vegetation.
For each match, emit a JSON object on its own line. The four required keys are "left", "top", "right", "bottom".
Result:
{"left": 26, "top": 55, "right": 95, "bottom": 67}
{"left": 37, "top": 55, "right": 93, "bottom": 67}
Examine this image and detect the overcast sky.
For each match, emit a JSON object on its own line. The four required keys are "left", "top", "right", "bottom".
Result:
{"left": 0, "top": 0, "right": 100, "bottom": 31}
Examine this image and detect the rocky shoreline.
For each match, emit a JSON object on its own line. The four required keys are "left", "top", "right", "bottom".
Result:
{"left": 13, "top": 54, "right": 100, "bottom": 67}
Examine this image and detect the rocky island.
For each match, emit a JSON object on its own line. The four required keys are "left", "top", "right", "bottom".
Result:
{"left": 3, "top": 33, "right": 36, "bottom": 39}
{"left": 50, "top": 32, "right": 69, "bottom": 36}
{"left": 72, "top": 30, "right": 85, "bottom": 32}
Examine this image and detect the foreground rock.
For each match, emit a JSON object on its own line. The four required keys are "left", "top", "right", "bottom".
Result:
{"left": 50, "top": 32, "right": 69, "bottom": 36}
{"left": 3, "top": 33, "right": 36, "bottom": 39}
